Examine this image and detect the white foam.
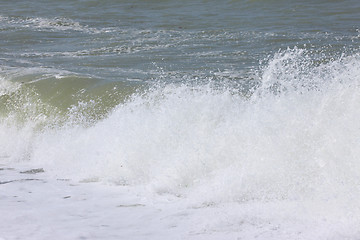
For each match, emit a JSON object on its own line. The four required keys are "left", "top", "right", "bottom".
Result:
{"left": 0, "top": 77, "right": 20, "bottom": 96}
{"left": 4, "top": 16, "right": 105, "bottom": 33}
{"left": 14, "top": 49, "right": 354, "bottom": 201}
{"left": 2, "top": 49, "right": 360, "bottom": 238}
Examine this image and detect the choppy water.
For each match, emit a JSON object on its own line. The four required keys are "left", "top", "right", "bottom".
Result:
{"left": 1, "top": 0, "right": 360, "bottom": 205}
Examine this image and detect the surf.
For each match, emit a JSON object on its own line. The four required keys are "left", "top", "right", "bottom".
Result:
{"left": 1, "top": 48, "right": 359, "bottom": 207}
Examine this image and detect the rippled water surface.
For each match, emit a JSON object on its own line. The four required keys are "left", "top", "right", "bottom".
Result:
{"left": 1, "top": 0, "right": 359, "bottom": 83}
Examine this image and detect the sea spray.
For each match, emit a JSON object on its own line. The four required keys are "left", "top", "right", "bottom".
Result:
{"left": 1, "top": 49, "right": 353, "bottom": 206}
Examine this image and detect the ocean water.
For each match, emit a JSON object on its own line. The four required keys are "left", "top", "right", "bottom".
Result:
{"left": 1, "top": 0, "right": 360, "bottom": 238}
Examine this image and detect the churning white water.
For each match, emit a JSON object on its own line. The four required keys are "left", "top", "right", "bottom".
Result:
{"left": 1, "top": 46, "right": 360, "bottom": 239}
{"left": 1, "top": 0, "right": 360, "bottom": 238}
{"left": 1, "top": 49, "right": 359, "bottom": 204}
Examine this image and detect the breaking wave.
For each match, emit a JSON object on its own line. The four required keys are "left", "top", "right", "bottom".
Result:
{"left": 1, "top": 48, "right": 360, "bottom": 206}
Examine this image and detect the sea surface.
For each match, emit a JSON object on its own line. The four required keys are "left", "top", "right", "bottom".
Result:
{"left": 1, "top": 0, "right": 360, "bottom": 238}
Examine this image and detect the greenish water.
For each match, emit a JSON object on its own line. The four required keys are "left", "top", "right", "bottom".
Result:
{"left": 1, "top": 0, "right": 359, "bottom": 119}
{"left": 1, "top": 0, "right": 359, "bottom": 82}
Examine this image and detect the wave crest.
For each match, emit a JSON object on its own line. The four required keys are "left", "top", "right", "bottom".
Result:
{"left": 2, "top": 49, "right": 360, "bottom": 205}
